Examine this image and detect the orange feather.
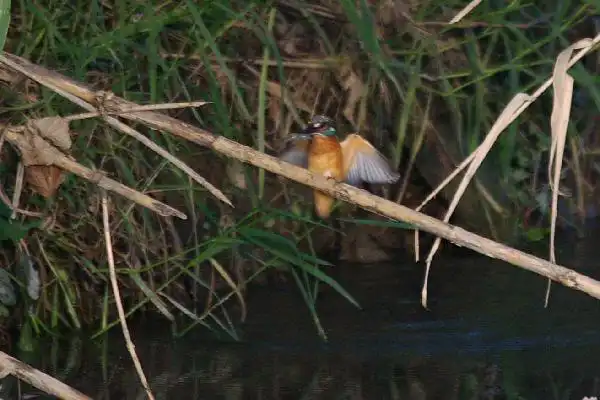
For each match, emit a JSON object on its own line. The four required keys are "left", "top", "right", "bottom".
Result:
{"left": 308, "top": 135, "right": 343, "bottom": 218}
{"left": 340, "top": 134, "right": 399, "bottom": 186}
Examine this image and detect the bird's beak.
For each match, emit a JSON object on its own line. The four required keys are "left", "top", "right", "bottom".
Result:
{"left": 286, "top": 133, "right": 312, "bottom": 142}
{"left": 300, "top": 125, "right": 318, "bottom": 134}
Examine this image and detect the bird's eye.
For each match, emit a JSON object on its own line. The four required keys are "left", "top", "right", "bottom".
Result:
{"left": 313, "top": 122, "right": 322, "bottom": 128}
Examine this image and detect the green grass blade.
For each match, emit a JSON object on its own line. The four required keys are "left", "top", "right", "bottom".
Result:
{"left": 257, "top": 8, "right": 277, "bottom": 200}
{"left": 130, "top": 273, "right": 175, "bottom": 321}
{"left": 0, "top": 0, "right": 10, "bottom": 51}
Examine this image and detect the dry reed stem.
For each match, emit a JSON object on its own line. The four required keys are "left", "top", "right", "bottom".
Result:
{"left": 449, "top": 0, "right": 482, "bottom": 24}
{"left": 208, "top": 257, "right": 247, "bottom": 322}
{"left": 10, "top": 161, "right": 24, "bottom": 219}
{"left": 3, "top": 53, "right": 600, "bottom": 304}
{"left": 0, "top": 351, "right": 92, "bottom": 399}
{"left": 413, "top": 148, "right": 478, "bottom": 261}
{"left": 421, "top": 94, "right": 532, "bottom": 307}
{"left": 101, "top": 191, "right": 156, "bottom": 400}
{"left": 416, "top": 36, "right": 600, "bottom": 308}
{"left": 544, "top": 41, "right": 582, "bottom": 306}
{"left": 64, "top": 101, "right": 212, "bottom": 121}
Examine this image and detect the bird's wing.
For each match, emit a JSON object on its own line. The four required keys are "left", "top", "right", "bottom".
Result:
{"left": 340, "top": 134, "right": 400, "bottom": 186}
{"left": 279, "top": 139, "right": 310, "bottom": 168}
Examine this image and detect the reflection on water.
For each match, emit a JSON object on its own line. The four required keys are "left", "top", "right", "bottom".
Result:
{"left": 4, "top": 230, "right": 600, "bottom": 399}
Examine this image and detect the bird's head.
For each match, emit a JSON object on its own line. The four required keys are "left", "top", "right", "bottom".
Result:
{"left": 301, "top": 115, "right": 336, "bottom": 137}
{"left": 286, "top": 115, "right": 336, "bottom": 143}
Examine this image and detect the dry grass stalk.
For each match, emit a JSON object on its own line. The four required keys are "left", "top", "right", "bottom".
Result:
{"left": 415, "top": 36, "right": 600, "bottom": 308}
{"left": 449, "top": 0, "right": 482, "bottom": 24}
{"left": 64, "top": 101, "right": 213, "bottom": 122}
{"left": 419, "top": 94, "right": 533, "bottom": 307}
{"left": 544, "top": 41, "right": 586, "bottom": 306}
{"left": 0, "top": 351, "right": 92, "bottom": 399}
{"left": 101, "top": 191, "right": 156, "bottom": 400}
{"left": 2, "top": 53, "right": 600, "bottom": 303}
{"left": 209, "top": 257, "right": 247, "bottom": 322}
{"left": 10, "top": 161, "right": 24, "bottom": 219}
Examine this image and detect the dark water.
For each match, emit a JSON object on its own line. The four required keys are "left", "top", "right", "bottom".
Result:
{"left": 5, "top": 232, "right": 600, "bottom": 400}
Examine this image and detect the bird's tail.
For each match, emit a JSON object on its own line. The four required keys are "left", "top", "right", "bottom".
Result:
{"left": 313, "top": 191, "right": 335, "bottom": 219}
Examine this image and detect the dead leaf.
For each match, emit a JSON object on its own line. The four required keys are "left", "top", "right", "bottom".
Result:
{"left": 25, "top": 165, "right": 66, "bottom": 198}
{"left": 30, "top": 117, "right": 72, "bottom": 151}
{"left": 338, "top": 64, "right": 366, "bottom": 127}
{"left": 21, "top": 117, "right": 72, "bottom": 198}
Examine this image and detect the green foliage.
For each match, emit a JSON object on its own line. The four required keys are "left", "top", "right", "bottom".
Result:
{"left": 0, "top": 269, "right": 16, "bottom": 307}
{"left": 0, "top": 200, "right": 39, "bottom": 242}
{"left": 0, "top": 199, "right": 40, "bottom": 318}
{"left": 0, "top": 200, "right": 42, "bottom": 350}
{"left": 0, "top": 0, "right": 10, "bottom": 52}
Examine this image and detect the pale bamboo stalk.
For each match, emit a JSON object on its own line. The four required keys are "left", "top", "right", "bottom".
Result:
{"left": 0, "top": 351, "right": 92, "bottom": 400}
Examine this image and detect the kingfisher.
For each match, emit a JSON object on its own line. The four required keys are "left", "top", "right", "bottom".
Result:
{"left": 280, "top": 115, "right": 400, "bottom": 218}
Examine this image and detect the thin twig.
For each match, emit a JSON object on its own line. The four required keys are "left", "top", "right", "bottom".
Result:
{"left": 101, "top": 191, "right": 156, "bottom": 400}
{"left": 64, "top": 101, "right": 212, "bottom": 121}
{"left": 10, "top": 162, "right": 24, "bottom": 220}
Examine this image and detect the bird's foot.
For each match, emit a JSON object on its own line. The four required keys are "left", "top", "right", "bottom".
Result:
{"left": 323, "top": 171, "right": 338, "bottom": 183}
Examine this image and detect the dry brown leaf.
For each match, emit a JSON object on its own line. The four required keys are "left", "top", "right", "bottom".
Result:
{"left": 21, "top": 117, "right": 72, "bottom": 198}
{"left": 338, "top": 64, "right": 366, "bottom": 127}
{"left": 25, "top": 165, "right": 66, "bottom": 198}
{"left": 31, "top": 117, "right": 72, "bottom": 151}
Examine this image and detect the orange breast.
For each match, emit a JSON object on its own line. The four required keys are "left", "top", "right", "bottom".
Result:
{"left": 308, "top": 136, "right": 343, "bottom": 218}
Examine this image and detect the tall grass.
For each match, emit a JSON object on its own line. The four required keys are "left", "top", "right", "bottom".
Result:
{"left": 0, "top": 0, "right": 598, "bottom": 342}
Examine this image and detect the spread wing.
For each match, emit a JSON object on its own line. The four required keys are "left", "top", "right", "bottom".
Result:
{"left": 340, "top": 134, "right": 400, "bottom": 186}
{"left": 279, "top": 139, "right": 310, "bottom": 168}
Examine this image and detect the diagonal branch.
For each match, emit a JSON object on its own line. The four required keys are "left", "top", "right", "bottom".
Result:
{"left": 0, "top": 351, "right": 92, "bottom": 399}
{"left": 1, "top": 52, "right": 600, "bottom": 302}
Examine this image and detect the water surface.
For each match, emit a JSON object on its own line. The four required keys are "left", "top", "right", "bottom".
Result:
{"left": 5, "top": 233, "right": 600, "bottom": 400}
